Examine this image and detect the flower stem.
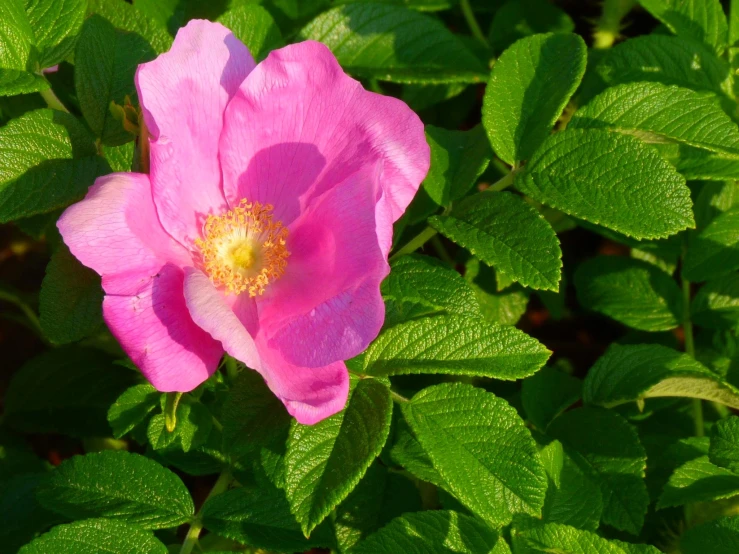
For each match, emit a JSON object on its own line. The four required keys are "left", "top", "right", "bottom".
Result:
{"left": 389, "top": 225, "right": 438, "bottom": 262}
{"left": 164, "top": 392, "right": 183, "bottom": 433}
{"left": 459, "top": 0, "right": 489, "bottom": 48}
{"left": 39, "top": 83, "right": 69, "bottom": 113}
{"left": 179, "top": 470, "right": 232, "bottom": 554}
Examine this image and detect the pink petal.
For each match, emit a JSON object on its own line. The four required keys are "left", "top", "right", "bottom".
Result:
{"left": 219, "top": 40, "right": 429, "bottom": 227}
{"left": 182, "top": 267, "right": 261, "bottom": 370}
{"left": 57, "top": 172, "right": 190, "bottom": 294}
{"left": 136, "top": 19, "right": 256, "bottom": 247}
{"left": 258, "top": 162, "right": 389, "bottom": 368}
{"left": 183, "top": 269, "right": 349, "bottom": 424}
{"left": 256, "top": 339, "right": 350, "bottom": 425}
{"left": 103, "top": 264, "right": 224, "bottom": 392}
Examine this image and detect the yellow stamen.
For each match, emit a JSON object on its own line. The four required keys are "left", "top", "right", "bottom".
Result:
{"left": 195, "top": 199, "right": 289, "bottom": 296}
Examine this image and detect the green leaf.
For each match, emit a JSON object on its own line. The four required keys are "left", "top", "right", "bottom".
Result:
{"left": 548, "top": 407, "right": 649, "bottom": 534}
{"left": 574, "top": 256, "right": 683, "bottom": 331}
{"left": 4, "top": 346, "right": 138, "bottom": 437}
{"left": 103, "top": 141, "right": 134, "bottom": 172}
{"left": 422, "top": 125, "right": 492, "bottom": 207}
{"left": 522, "top": 366, "right": 582, "bottom": 431}
{"left": 17, "top": 518, "right": 168, "bottom": 554}
{"left": 361, "top": 314, "right": 550, "bottom": 379}
{"left": 430, "top": 191, "right": 562, "bottom": 290}
{"left": 221, "top": 369, "right": 291, "bottom": 483}
{"left": 710, "top": 417, "right": 739, "bottom": 472}
{"left": 36, "top": 451, "right": 193, "bottom": 528}
{"left": 464, "top": 257, "right": 530, "bottom": 325}
{"left": 482, "top": 32, "right": 586, "bottom": 165}
{"left": 298, "top": 4, "right": 487, "bottom": 84}
{"left": 684, "top": 207, "right": 739, "bottom": 281}
{"left": 88, "top": 0, "right": 172, "bottom": 54}
{"left": 382, "top": 254, "right": 482, "bottom": 321}
{"left": 402, "top": 383, "right": 547, "bottom": 526}
{"left": 516, "top": 128, "right": 694, "bottom": 239}
{"left": 694, "top": 180, "right": 739, "bottom": 230}
{"left": 584, "top": 343, "right": 739, "bottom": 409}
{"left": 284, "top": 377, "right": 393, "bottom": 536}
{"left": 489, "top": 0, "right": 574, "bottom": 54}
{"left": 0, "top": 109, "right": 109, "bottom": 222}
{"left": 658, "top": 456, "right": 739, "bottom": 508}
{"left": 39, "top": 243, "right": 103, "bottom": 344}
{"left": 75, "top": 15, "right": 156, "bottom": 146}
{"left": 333, "top": 461, "right": 421, "bottom": 553}
{"left": 0, "top": 474, "right": 62, "bottom": 553}
{"left": 147, "top": 400, "right": 213, "bottom": 453}
{"left": 25, "top": 0, "right": 86, "bottom": 68}
{"left": 0, "top": 0, "right": 35, "bottom": 72}
{"left": 512, "top": 518, "right": 661, "bottom": 554}
{"left": 388, "top": 423, "right": 448, "bottom": 489}
{"left": 659, "top": 144, "right": 739, "bottom": 181}
{"left": 351, "top": 510, "right": 507, "bottom": 554}
{"left": 571, "top": 82, "right": 739, "bottom": 157}
{"left": 638, "top": 0, "right": 728, "bottom": 54}
{"left": 681, "top": 516, "right": 739, "bottom": 554}
{"left": 0, "top": 69, "right": 49, "bottom": 96}
{"left": 539, "top": 441, "right": 603, "bottom": 530}
{"left": 153, "top": 427, "right": 229, "bottom": 477}
{"left": 218, "top": 5, "right": 284, "bottom": 61}
{"left": 201, "top": 481, "right": 333, "bottom": 552}
{"left": 107, "top": 384, "right": 159, "bottom": 439}
{"left": 0, "top": 430, "right": 47, "bottom": 480}
{"left": 594, "top": 34, "right": 731, "bottom": 96}
{"left": 693, "top": 274, "right": 739, "bottom": 329}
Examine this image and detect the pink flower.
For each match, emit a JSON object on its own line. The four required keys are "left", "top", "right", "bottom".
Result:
{"left": 57, "top": 20, "right": 429, "bottom": 424}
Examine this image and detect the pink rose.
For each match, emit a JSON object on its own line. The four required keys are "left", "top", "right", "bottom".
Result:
{"left": 58, "top": 20, "right": 429, "bottom": 424}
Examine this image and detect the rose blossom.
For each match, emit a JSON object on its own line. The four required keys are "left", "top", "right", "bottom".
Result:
{"left": 58, "top": 20, "right": 429, "bottom": 424}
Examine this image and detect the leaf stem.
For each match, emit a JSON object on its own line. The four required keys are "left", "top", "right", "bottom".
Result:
{"left": 390, "top": 389, "right": 410, "bottom": 403}
{"left": 389, "top": 225, "right": 438, "bottom": 262}
{"left": 179, "top": 470, "right": 232, "bottom": 554}
{"left": 38, "top": 81, "right": 69, "bottom": 113}
{"left": 488, "top": 169, "right": 517, "bottom": 192}
{"left": 681, "top": 246, "right": 703, "bottom": 437}
{"left": 459, "top": 0, "right": 489, "bottom": 48}
{"left": 430, "top": 235, "right": 454, "bottom": 266}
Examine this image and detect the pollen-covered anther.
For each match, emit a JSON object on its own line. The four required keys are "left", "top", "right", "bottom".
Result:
{"left": 195, "top": 199, "right": 289, "bottom": 296}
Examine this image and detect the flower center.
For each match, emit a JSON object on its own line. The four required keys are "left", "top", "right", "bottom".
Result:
{"left": 195, "top": 199, "right": 289, "bottom": 296}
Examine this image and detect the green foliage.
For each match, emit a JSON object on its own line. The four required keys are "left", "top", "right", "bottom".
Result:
{"left": 0, "top": 109, "right": 109, "bottom": 222}
{"left": 548, "top": 407, "right": 649, "bottom": 534}
{"left": 39, "top": 243, "right": 103, "bottom": 344}
{"left": 218, "top": 5, "right": 284, "bottom": 61}
{"left": 584, "top": 344, "right": 739, "bottom": 409}
{"left": 351, "top": 510, "right": 506, "bottom": 554}
{"left": 638, "top": 0, "right": 728, "bottom": 54}
{"left": 430, "top": 191, "right": 561, "bottom": 290}
{"left": 36, "top": 451, "right": 194, "bottom": 528}
{"left": 4, "top": 347, "right": 138, "bottom": 437}
{"left": 575, "top": 256, "right": 683, "bottom": 331}
{"left": 75, "top": 15, "right": 156, "bottom": 145}
{"left": 482, "top": 32, "right": 586, "bottom": 165}
{"left": 5, "top": 1, "right": 739, "bottom": 552}
{"left": 284, "top": 378, "right": 392, "bottom": 536}
{"left": 298, "top": 4, "right": 487, "bottom": 83}
{"left": 402, "top": 383, "right": 548, "bottom": 526}
{"left": 18, "top": 518, "right": 168, "bottom": 554}
{"left": 361, "top": 314, "right": 550, "bottom": 379}
{"left": 517, "top": 129, "right": 694, "bottom": 239}
{"left": 201, "top": 483, "right": 333, "bottom": 551}
{"left": 681, "top": 516, "right": 739, "bottom": 554}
